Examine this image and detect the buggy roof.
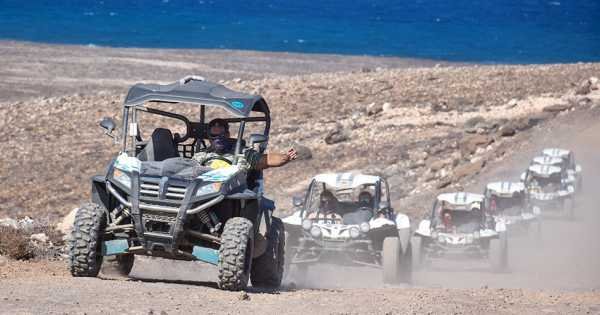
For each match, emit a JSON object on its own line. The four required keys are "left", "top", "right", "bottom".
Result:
{"left": 532, "top": 156, "right": 563, "bottom": 166}
{"left": 542, "top": 148, "right": 570, "bottom": 158}
{"left": 123, "top": 76, "right": 268, "bottom": 117}
{"left": 436, "top": 192, "right": 484, "bottom": 210}
{"left": 528, "top": 164, "right": 562, "bottom": 176}
{"left": 313, "top": 173, "right": 380, "bottom": 189}
{"left": 486, "top": 181, "right": 525, "bottom": 196}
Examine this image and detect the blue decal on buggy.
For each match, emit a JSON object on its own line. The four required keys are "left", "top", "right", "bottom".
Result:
{"left": 231, "top": 101, "right": 245, "bottom": 109}
{"left": 198, "top": 166, "right": 239, "bottom": 181}
{"left": 114, "top": 153, "right": 141, "bottom": 172}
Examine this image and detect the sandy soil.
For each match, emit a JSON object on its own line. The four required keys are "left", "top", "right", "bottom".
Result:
{"left": 1, "top": 42, "right": 600, "bottom": 314}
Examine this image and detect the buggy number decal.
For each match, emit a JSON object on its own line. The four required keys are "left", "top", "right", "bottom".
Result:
{"left": 231, "top": 101, "right": 245, "bottom": 109}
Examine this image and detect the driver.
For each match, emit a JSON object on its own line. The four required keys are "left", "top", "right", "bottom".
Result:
{"left": 358, "top": 191, "right": 374, "bottom": 209}
{"left": 193, "top": 118, "right": 298, "bottom": 170}
{"left": 308, "top": 190, "right": 341, "bottom": 222}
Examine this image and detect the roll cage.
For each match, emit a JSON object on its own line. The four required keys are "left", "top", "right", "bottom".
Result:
{"left": 299, "top": 176, "right": 392, "bottom": 219}
{"left": 117, "top": 77, "right": 271, "bottom": 163}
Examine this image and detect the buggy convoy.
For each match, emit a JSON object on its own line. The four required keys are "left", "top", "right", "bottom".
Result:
{"left": 282, "top": 173, "right": 412, "bottom": 284}
{"left": 412, "top": 192, "right": 508, "bottom": 272}
{"left": 69, "top": 76, "right": 285, "bottom": 291}
{"left": 483, "top": 182, "right": 541, "bottom": 238}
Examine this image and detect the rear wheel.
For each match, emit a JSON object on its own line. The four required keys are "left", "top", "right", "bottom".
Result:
{"left": 398, "top": 242, "right": 413, "bottom": 283}
{"left": 218, "top": 217, "right": 254, "bottom": 291}
{"left": 529, "top": 219, "right": 542, "bottom": 244}
{"left": 382, "top": 237, "right": 401, "bottom": 284}
{"left": 489, "top": 233, "right": 508, "bottom": 272}
{"left": 69, "top": 203, "right": 106, "bottom": 277}
{"left": 251, "top": 217, "right": 285, "bottom": 288}
{"left": 411, "top": 236, "right": 423, "bottom": 270}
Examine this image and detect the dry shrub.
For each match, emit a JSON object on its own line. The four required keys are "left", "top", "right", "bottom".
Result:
{"left": 0, "top": 226, "right": 35, "bottom": 260}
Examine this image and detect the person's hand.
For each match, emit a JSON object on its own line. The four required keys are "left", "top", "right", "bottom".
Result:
{"left": 286, "top": 148, "right": 298, "bottom": 162}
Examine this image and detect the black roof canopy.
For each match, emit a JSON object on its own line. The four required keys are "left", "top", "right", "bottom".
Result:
{"left": 123, "top": 76, "right": 269, "bottom": 117}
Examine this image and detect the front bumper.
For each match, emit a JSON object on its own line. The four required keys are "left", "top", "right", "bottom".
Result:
{"left": 289, "top": 237, "right": 380, "bottom": 267}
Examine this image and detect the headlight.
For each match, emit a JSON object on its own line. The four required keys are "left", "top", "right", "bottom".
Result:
{"left": 302, "top": 219, "right": 312, "bottom": 230}
{"left": 112, "top": 168, "right": 131, "bottom": 189}
{"left": 431, "top": 231, "right": 438, "bottom": 239}
{"left": 437, "top": 235, "right": 445, "bottom": 243}
{"left": 473, "top": 231, "right": 481, "bottom": 239}
{"left": 195, "top": 182, "right": 222, "bottom": 196}
{"left": 466, "top": 234, "right": 474, "bottom": 244}
{"left": 349, "top": 227, "right": 360, "bottom": 238}
{"left": 359, "top": 222, "right": 370, "bottom": 233}
{"left": 310, "top": 226, "right": 321, "bottom": 238}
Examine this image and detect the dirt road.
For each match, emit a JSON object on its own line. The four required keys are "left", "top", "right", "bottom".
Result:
{"left": 1, "top": 109, "right": 599, "bottom": 314}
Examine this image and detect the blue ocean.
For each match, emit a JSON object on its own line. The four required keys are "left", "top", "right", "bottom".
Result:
{"left": 0, "top": 0, "right": 599, "bottom": 63}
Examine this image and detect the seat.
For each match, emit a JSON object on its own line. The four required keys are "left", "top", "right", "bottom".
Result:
{"left": 138, "top": 128, "right": 180, "bottom": 162}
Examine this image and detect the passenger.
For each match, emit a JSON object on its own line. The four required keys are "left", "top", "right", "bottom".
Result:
{"left": 308, "top": 190, "right": 341, "bottom": 223}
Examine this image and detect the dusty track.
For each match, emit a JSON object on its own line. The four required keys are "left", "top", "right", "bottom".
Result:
{"left": 1, "top": 109, "right": 599, "bottom": 314}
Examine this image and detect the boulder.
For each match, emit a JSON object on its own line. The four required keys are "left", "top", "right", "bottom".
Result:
{"left": 575, "top": 79, "right": 592, "bottom": 95}
{"left": 293, "top": 143, "right": 313, "bottom": 160}
{"left": 366, "top": 102, "right": 383, "bottom": 116}
{"left": 498, "top": 125, "right": 516, "bottom": 137}
{"left": 543, "top": 103, "right": 572, "bottom": 113}
{"left": 57, "top": 208, "right": 78, "bottom": 235}
{"left": 464, "top": 116, "right": 485, "bottom": 132}
{"left": 452, "top": 160, "right": 486, "bottom": 181}
{"left": 30, "top": 233, "right": 49, "bottom": 244}
{"left": 460, "top": 134, "right": 494, "bottom": 156}
{"left": 324, "top": 125, "right": 349, "bottom": 145}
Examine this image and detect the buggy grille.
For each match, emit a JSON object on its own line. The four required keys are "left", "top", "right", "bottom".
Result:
{"left": 138, "top": 177, "right": 189, "bottom": 210}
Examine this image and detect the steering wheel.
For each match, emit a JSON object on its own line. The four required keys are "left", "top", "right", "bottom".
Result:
{"left": 201, "top": 156, "right": 233, "bottom": 167}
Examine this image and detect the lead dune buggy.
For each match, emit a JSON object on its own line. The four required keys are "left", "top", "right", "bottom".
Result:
{"left": 68, "top": 76, "right": 285, "bottom": 291}
{"left": 541, "top": 148, "right": 583, "bottom": 191}
{"left": 522, "top": 164, "right": 576, "bottom": 220}
{"left": 412, "top": 192, "right": 508, "bottom": 272}
{"left": 483, "top": 181, "right": 541, "bottom": 239}
{"left": 282, "top": 173, "right": 412, "bottom": 284}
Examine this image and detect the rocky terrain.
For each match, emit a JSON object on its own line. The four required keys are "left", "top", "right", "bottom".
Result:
{"left": 1, "top": 42, "right": 600, "bottom": 314}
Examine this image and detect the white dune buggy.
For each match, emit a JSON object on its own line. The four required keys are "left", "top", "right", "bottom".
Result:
{"left": 541, "top": 148, "right": 582, "bottom": 191}
{"left": 522, "top": 164, "right": 576, "bottom": 220}
{"left": 282, "top": 173, "right": 412, "bottom": 284}
{"left": 412, "top": 192, "right": 508, "bottom": 272}
{"left": 483, "top": 181, "right": 541, "bottom": 239}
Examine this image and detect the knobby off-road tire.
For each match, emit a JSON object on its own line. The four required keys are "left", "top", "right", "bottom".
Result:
{"left": 398, "top": 241, "right": 413, "bottom": 284}
{"left": 251, "top": 217, "right": 285, "bottom": 288}
{"left": 218, "top": 217, "right": 254, "bottom": 291}
{"left": 411, "top": 236, "right": 423, "bottom": 270}
{"left": 489, "top": 233, "right": 508, "bottom": 273}
{"left": 382, "top": 237, "right": 402, "bottom": 284}
{"left": 69, "top": 203, "right": 107, "bottom": 277}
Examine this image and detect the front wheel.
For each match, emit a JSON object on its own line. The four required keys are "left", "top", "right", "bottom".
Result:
{"left": 251, "top": 217, "right": 285, "bottom": 288}
{"left": 489, "top": 233, "right": 508, "bottom": 273}
{"left": 382, "top": 237, "right": 402, "bottom": 284}
{"left": 411, "top": 236, "right": 424, "bottom": 270}
{"left": 69, "top": 203, "right": 106, "bottom": 277}
{"left": 217, "top": 217, "right": 254, "bottom": 291}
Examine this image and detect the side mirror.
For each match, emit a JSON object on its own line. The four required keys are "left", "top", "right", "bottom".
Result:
{"left": 249, "top": 134, "right": 268, "bottom": 147}
{"left": 100, "top": 117, "right": 116, "bottom": 137}
{"left": 292, "top": 195, "right": 304, "bottom": 207}
{"left": 519, "top": 172, "right": 526, "bottom": 182}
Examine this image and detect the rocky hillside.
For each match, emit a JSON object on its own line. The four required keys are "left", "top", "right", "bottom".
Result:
{"left": 1, "top": 63, "right": 600, "bottom": 221}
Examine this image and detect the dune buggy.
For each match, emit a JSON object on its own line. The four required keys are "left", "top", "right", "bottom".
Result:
{"left": 483, "top": 181, "right": 541, "bottom": 239}
{"left": 68, "top": 76, "right": 285, "bottom": 291}
{"left": 412, "top": 192, "right": 508, "bottom": 272}
{"left": 522, "top": 164, "right": 575, "bottom": 220}
{"left": 282, "top": 173, "right": 412, "bottom": 284}
{"left": 541, "top": 148, "right": 583, "bottom": 191}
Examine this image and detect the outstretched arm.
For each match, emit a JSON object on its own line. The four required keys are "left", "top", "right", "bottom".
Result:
{"left": 255, "top": 148, "right": 298, "bottom": 170}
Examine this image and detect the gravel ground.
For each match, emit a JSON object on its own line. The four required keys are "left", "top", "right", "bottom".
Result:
{"left": 1, "top": 42, "right": 600, "bottom": 314}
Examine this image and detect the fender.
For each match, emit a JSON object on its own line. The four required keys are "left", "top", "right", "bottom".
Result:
{"left": 414, "top": 220, "right": 432, "bottom": 237}
{"left": 91, "top": 175, "right": 116, "bottom": 211}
